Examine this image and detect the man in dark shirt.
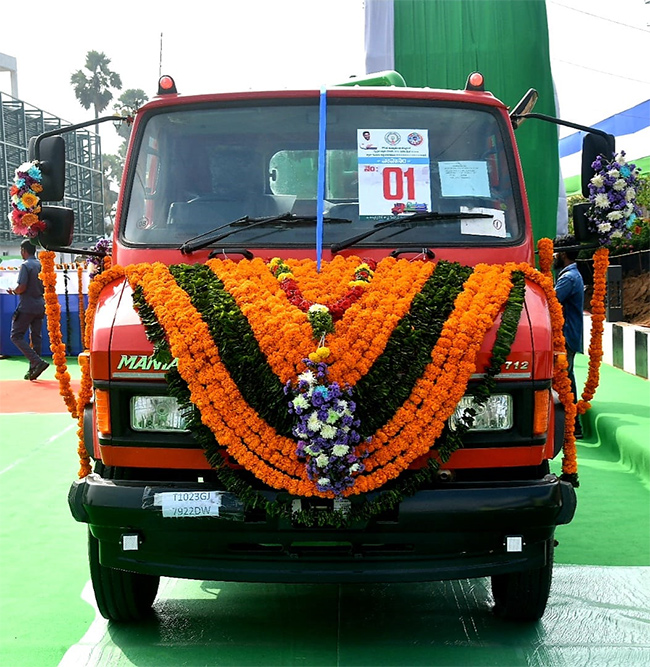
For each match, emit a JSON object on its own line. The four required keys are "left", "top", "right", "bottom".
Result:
{"left": 553, "top": 235, "right": 585, "bottom": 438}
{"left": 7, "top": 240, "right": 49, "bottom": 380}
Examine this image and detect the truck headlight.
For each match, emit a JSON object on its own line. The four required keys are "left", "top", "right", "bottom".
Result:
{"left": 450, "top": 394, "right": 513, "bottom": 431}
{"left": 131, "top": 396, "right": 188, "bottom": 432}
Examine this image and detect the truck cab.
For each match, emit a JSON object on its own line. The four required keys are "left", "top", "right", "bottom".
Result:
{"left": 41, "top": 73, "right": 584, "bottom": 622}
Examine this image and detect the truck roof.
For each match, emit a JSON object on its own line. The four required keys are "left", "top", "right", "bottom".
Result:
{"left": 139, "top": 83, "right": 505, "bottom": 114}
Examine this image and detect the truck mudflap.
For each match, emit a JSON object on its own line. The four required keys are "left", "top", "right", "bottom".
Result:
{"left": 68, "top": 473, "right": 576, "bottom": 584}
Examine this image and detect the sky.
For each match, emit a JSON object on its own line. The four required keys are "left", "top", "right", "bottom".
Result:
{"left": 0, "top": 0, "right": 648, "bottom": 156}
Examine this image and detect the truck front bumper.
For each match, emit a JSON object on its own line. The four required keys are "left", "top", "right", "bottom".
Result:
{"left": 69, "top": 473, "right": 576, "bottom": 584}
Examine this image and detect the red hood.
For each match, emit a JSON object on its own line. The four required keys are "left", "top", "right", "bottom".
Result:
{"left": 91, "top": 279, "right": 168, "bottom": 381}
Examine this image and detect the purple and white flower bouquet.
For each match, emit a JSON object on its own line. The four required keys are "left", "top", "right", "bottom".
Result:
{"left": 587, "top": 151, "right": 641, "bottom": 245}
{"left": 286, "top": 358, "right": 366, "bottom": 495}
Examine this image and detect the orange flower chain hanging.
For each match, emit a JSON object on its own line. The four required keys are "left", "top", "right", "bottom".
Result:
{"left": 578, "top": 246, "right": 609, "bottom": 414}
{"left": 39, "top": 251, "right": 78, "bottom": 418}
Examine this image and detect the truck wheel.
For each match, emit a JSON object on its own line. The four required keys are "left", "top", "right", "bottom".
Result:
{"left": 491, "top": 539, "right": 554, "bottom": 621}
{"left": 88, "top": 530, "right": 160, "bottom": 622}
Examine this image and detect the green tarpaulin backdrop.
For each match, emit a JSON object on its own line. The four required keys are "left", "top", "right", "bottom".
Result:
{"left": 392, "top": 0, "right": 560, "bottom": 243}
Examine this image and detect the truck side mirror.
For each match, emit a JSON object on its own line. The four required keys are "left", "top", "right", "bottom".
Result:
{"left": 509, "top": 89, "right": 538, "bottom": 129}
{"left": 37, "top": 206, "right": 75, "bottom": 249}
{"left": 28, "top": 135, "right": 66, "bottom": 202}
{"left": 581, "top": 132, "right": 615, "bottom": 198}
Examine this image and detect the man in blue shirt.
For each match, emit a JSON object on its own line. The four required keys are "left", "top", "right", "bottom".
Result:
{"left": 553, "top": 235, "right": 585, "bottom": 438}
{"left": 7, "top": 240, "right": 49, "bottom": 380}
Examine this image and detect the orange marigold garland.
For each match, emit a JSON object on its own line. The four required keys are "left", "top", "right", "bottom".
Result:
{"left": 44, "top": 249, "right": 598, "bottom": 494}
{"left": 537, "top": 237, "right": 554, "bottom": 277}
{"left": 354, "top": 263, "right": 515, "bottom": 490}
{"left": 517, "top": 263, "right": 578, "bottom": 484}
{"left": 40, "top": 252, "right": 127, "bottom": 478}
{"left": 77, "top": 263, "right": 86, "bottom": 346}
{"left": 73, "top": 264, "right": 127, "bottom": 477}
{"left": 39, "top": 251, "right": 78, "bottom": 418}
{"left": 76, "top": 352, "right": 94, "bottom": 478}
{"left": 125, "top": 263, "right": 319, "bottom": 497}
{"left": 577, "top": 247, "right": 609, "bottom": 414}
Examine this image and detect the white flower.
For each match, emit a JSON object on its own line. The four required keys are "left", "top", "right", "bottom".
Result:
{"left": 321, "top": 424, "right": 338, "bottom": 439}
{"left": 625, "top": 187, "right": 636, "bottom": 202}
{"left": 606, "top": 211, "right": 623, "bottom": 221}
{"left": 607, "top": 168, "right": 620, "bottom": 178}
{"left": 307, "top": 413, "right": 323, "bottom": 432}
{"left": 615, "top": 152, "right": 626, "bottom": 165}
{"left": 297, "top": 370, "right": 317, "bottom": 386}
{"left": 598, "top": 222, "right": 612, "bottom": 232}
{"left": 624, "top": 203, "right": 634, "bottom": 217}
{"left": 590, "top": 174, "right": 604, "bottom": 188}
{"left": 332, "top": 444, "right": 350, "bottom": 457}
{"left": 318, "top": 477, "right": 331, "bottom": 487}
{"left": 308, "top": 303, "right": 329, "bottom": 314}
{"left": 292, "top": 395, "right": 309, "bottom": 410}
{"left": 304, "top": 445, "right": 318, "bottom": 456}
{"left": 17, "top": 161, "right": 35, "bottom": 173}
{"left": 594, "top": 193, "right": 610, "bottom": 209}
{"left": 613, "top": 179, "right": 627, "bottom": 191}
{"left": 350, "top": 463, "right": 361, "bottom": 473}
{"left": 316, "top": 453, "right": 329, "bottom": 467}
{"left": 611, "top": 230, "right": 623, "bottom": 239}
{"left": 337, "top": 399, "right": 352, "bottom": 416}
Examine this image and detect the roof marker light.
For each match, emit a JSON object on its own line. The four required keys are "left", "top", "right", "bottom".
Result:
{"left": 466, "top": 72, "right": 485, "bottom": 92}
{"left": 158, "top": 75, "right": 178, "bottom": 95}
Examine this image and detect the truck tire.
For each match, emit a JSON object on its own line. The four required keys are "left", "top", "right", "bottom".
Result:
{"left": 491, "top": 539, "right": 554, "bottom": 621}
{"left": 88, "top": 530, "right": 160, "bottom": 622}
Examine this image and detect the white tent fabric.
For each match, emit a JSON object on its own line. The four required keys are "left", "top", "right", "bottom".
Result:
{"left": 560, "top": 100, "right": 650, "bottom": 183}
{"left": 365, "top": 0, "right": 394, "bottom": 74}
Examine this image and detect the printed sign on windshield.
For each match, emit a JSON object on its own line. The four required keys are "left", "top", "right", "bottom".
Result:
{"left": 357, "top": 129, "right": 431, "bottom": 219}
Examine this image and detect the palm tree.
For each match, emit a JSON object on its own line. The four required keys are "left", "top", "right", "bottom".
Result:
{"left": 113, "top": 88, "right": 148, "bottom": 141}
{"left": 70, "top": 51, "right": 123, "bottom": 130}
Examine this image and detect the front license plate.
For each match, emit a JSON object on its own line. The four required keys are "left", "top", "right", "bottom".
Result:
{"left": 154, "top": 490, "right": 223, "bottom": 518}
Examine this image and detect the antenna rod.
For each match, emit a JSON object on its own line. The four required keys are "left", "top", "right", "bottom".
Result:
{"left": 159, "top": 33, "right": 163, "bottom": 78}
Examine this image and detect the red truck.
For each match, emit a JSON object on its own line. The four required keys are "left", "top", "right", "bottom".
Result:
{"left": 30, "top": 71, "right": 609, "bottom": 623}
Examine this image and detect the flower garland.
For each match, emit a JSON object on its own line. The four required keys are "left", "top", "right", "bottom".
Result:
{"left": 269, "top": 257, "right": 375, "bottom": 338}
{"left": 76, "top": 352, "right": 94, "bottom": 478}
{"left": 63, "top": 265, "right": 72, "bottom": 355}
{"left": 287, "top": 358, "right": 366, "bottom": 494}
{"left": 354, "top": 263, "right": 516, "bottom": 488}
{"left": 78, "top": 264, "right": 86, "bottom": 346}
{"left": 127, "top": 263, "right": 316, "bottom": 497}
{"left": 587, "top": 151, "right": 642, "bottom": 245}
{"left": 40, "top": 248, "right": 607, "bottom": 497}
{"left": 537, "top": 237, "right": 554, "bottom": 277}
{"left": 39, "top": 251, "right": 127, "bottom": 476}
{"left": 577, "top": 247, "right": 609, "bottom": 414}
{"left": 127, "top": 259, "right": 536, "bottom": 497}
{"left": 83, "top": 265, "right": 126, "bottom": 349}
{"left": 515, "top": 263, "right": 578, "bottom": 484}
{"left": 130, "top": 260, "right": 528, "bottom": 524}
{"left": 8, "top": 161, "right": 45, "bottom": 238}
{"left": 75, "top": 265, "right": 127, "bottom": 476}
{"left": 39, "top": 251, "right": 79, "bottom": 418}
{"left": 87, "top": 237, "right": 112, "bottom": 271}
{"left": 208, "top": 257, "right": 435, "bottom": 387}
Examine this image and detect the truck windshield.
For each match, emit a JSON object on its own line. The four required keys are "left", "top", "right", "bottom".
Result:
{"left": 122, "top": 99, "right": 523, "bottom": 248}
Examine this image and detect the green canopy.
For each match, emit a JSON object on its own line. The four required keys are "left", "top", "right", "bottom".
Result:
{"left": 393, "top": 0, "right": 560, "bottom": 243}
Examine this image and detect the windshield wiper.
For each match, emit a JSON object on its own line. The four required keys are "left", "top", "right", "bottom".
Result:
{"left": 180, "top": 213, "right": 351, "bottom": 254}
{"left": 330, "top": 211, "right": 494, "bottom": 253}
